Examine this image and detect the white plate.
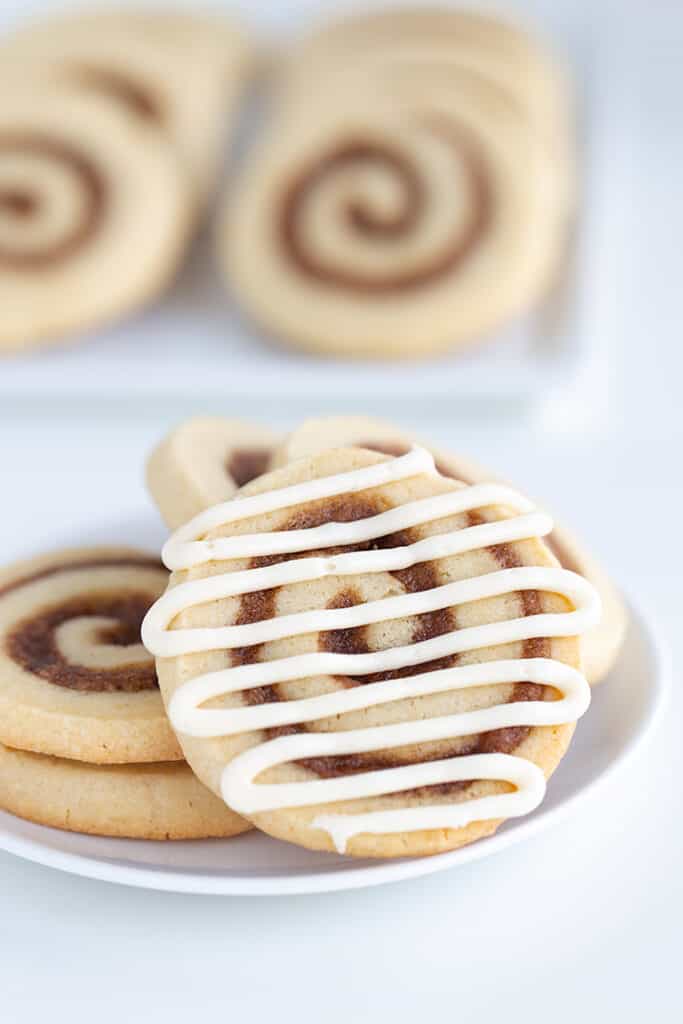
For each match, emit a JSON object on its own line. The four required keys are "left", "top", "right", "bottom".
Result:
{"left": 0, "top": 596, "right": 668, "bottom": 895}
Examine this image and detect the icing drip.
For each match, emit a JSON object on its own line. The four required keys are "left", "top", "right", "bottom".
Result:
{"left": 143, "top": 448, "right": 599, "bottom": 852}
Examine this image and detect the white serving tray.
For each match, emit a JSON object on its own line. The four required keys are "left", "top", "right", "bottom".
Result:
{"left": 0, "top": 39, "right": 604, "bottom": 405}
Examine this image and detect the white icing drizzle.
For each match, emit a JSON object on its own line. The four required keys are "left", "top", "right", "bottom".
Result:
{"left": 143, "top": 448, "right": 600, "bottom": 854}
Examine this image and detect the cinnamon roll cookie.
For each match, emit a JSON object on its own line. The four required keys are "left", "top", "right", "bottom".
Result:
{"left": 219, "top": 82, "right": 562, "bottom": 357}
{"left": 0, "top": 90, "right": 191, "bottom": 352}
{"left": 0, "top": 547, "right": 181, "bottom": 764}
{"left": 147, "top": 418, "right": 281, "bottom": 530}
{"left": 143, "top": 446, "right": 600, "bottom": 858}
{"left": 286, "top": 7, "right": 571, "bottom": 147}
{"left": 0, "top": 9, "right": 252, "bottom": 204}
{"left": 274, "top": 415, "right": 627, "bottom": 685}
{"left": 0, "top": 742, "right": 246, "bottom": 840}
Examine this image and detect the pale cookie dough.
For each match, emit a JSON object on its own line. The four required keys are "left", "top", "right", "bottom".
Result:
{"left": 148, "top": 447, "right": 595, "bottom": 858}
{"left": 0, "top": 547, "right": 182, "bottom": 764}
{"left": 287, "top": 6, "right": 571, "bottom": 146}
{"left": 0, "top": 9, "right": 252, "bottom": 203}
{"left": 0, "top": 740, "right": 247, "bottom": 840}
{"left": 274, "top": 415, "right": 627, "bottom": 684}
{"left": 0, "top": 89, "right": 192, "bottom": 353}
{"left": 147, "top": 417, "right": 281, "bottom": 530}
{"left": 219, "top": 84, "right": 562, "bottom": 358}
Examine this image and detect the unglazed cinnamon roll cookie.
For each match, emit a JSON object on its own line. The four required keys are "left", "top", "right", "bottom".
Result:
{"left": 274, "top": 416, "right": 627, "bottom": 685}
{"left": 0, "top": 9, "right": 252, "bottom": 203}
{"left": 0, "top": 741, "right": 246, "bottom": 840}
{"left": 147, "top": 418, "right": 281, "bottom": 530}
{"left": 0, "top": 90, "right": 191, "bottom": 353}
{"left": 0, "top": 547, "right": 182, "bottom": 764}
{"left": 143, "top": 447, "right": 600, "bottom": 858}
{"left": 287, "top": 7, "right": 570, "bottom": 145}
{"left": 219, "top": 84, "right": 561, "bottom": 358}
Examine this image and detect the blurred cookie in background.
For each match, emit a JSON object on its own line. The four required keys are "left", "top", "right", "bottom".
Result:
{"left": 0, "top": 7, "right": 253, "bottom": 208}
{"left": 0, "top": 6, "right": 253, "bottom": 353}
{"left": 0, "top": 88, "right": 192, "bottom": 352}
{"left": 218, "top": 6, "right": 574, "bottom": 360}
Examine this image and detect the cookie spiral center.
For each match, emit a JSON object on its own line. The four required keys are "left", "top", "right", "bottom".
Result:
{"left": 279, "top": 121, "right": 491, "bottom": 292}
{"left": 7, "top": 592, "right": 158, "bottom": 693}
{"left": 0, "top": 133, "right": 105, "bottom": 267}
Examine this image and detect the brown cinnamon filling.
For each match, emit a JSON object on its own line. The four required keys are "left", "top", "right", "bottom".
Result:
{"left": 2, "top": 556, "right": 163, "bottom": 692}
{"left": 227, "top": 448, "right": 272, "bottom": 488}
{"left": 0, "top": 134, "right": 105, "bottom": 267}
{"left": 0, "top": 189, "right": 40, "bottom": 217}
{"left": 234, "top": 490, "right": 549, "bottom": 795}
{"left": 361, "top": 440, "right": 582, "bottom": 574}
{"left": 279, "top": 124, "right": 491, "bottom": 292}
{"left": 68, "top": 66, "right": 163, "bottom": 123}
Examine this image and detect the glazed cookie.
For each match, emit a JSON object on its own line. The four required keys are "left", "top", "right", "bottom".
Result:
{"left": 147, "top": 418, "right": 281, "bottom": 530}
{"left": 274, "top": 415, "right": 627, "bottom": 685}
{"left": 219, "top": 83, "right": 561, "bottom": 358}
{"left": 1, "top": 9, "right": 252, "bottom": 203}
{"left": 0, "top": 741, "right": 247, "bottom": 840}
{"left": 0, "top": 547, "right": 182, "bottom": 764}
{"left": 144, "top": 447, "right": 599, "bottom": 858}
{"left": 0, "top": 89, "right": 191, "bottom": 352}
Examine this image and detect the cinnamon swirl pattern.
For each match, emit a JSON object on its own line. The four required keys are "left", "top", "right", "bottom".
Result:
{"left": 144, "top": 447, "right": 600, "bottom": 858}
{"left": 0, "top": 547, "right": 182, "bottom": 764}
{"left": 219, "top": 9, "right": 571, "bottom": 358}
{"left": 0, "top": 91, "right": 191, "bottom": 352}
{"left": 147, "top": 417, "right": 281, "bottom": 530}
{"left": 0, "top": 10, "right": 252, "bottom": 204}
{"left": 273, "top": 415, "right": 628, "bottom": 685}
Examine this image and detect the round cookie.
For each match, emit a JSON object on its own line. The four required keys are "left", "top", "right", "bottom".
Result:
{"left": 147, "top": 417, "right": 281, "bottom": 530}
{"left": 287, "top": 7, "right": 570, "bottom": 143}
{"left": 145, "top": 447, "right": 598, "bottom": 858}
{"left": 0, "top": 547, "right": 182, "bottom": 764}
{"left": 0, "top": 9, "right": 252, "bottom": 204}
{"left": 219, "top": 82, "right": 561, "bottom": 358}
{"left": 274, "top": 415, "right": 627, "bottom": 685}
{"left": 0, "top": 740, "right": 247, "bottom": 840}
{"left": 0, "top": 89, "right": 191, "bottom": 353}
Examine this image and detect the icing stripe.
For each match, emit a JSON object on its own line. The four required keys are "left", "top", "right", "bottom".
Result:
{"left": 143, "top": 448, "right": 599, "bottom": 853}
{"left": 163, "top": 483, "right": 541, "bottom": 569}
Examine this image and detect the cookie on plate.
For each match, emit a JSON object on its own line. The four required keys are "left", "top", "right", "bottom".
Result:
{"left": 274, "top": 415, "right": 627, "bottom": 685}
{"left": 144, "top": 446, "right": 599, "bottom": 858}
{"left": 219, "top": 84, "right": 561, "bottom": 358}
{"left": 0, "top": 89, "right": 192, "bottom": 353}
{"left": 147, "top": 417, "right": 281, "bottom": 530}
{"left": 286, "top": 6, "right": 571, "bottom": 147}
{"left": 0, "top": 547, "right": 182, "bottom": 764}
{"left": 0, "top": 740, "right": 247, "bottom": 840}
{"left": 0, "top": 9, "right": 252, "bottom": 204}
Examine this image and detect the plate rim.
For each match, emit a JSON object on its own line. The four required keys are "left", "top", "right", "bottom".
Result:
{"left": 0, "top": 594, "right": 670, "bottom": 896}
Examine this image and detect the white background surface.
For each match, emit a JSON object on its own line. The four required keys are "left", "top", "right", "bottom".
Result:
{"left": 0, "top": 0, "right": 682, "bottom": 1020}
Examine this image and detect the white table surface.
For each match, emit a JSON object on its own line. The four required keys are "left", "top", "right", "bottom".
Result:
{"left": 1, "top": 1, "right": 682, "bottom": 1020}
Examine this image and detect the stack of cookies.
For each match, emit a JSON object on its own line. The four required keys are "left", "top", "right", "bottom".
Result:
{"left": 0, "top": 548, "right": 247, "bottom": 839}
{"left": 219, "top": 7, "right": 574, "bottom": 358}
{"left": 1, "top": 417, "right": 627, "bottom": 854}
{"left": 0, "top": 7, "right": 251, "bottom": 353}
